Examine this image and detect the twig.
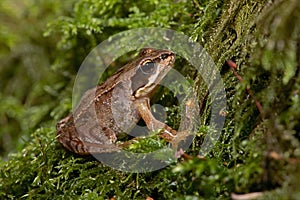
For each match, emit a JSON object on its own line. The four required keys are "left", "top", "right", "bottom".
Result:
{"left": 226, "top": 60, "right": 265, "bottom": 120}
{"left": 269, "top": 151, "right": 300, "bottom": 164}
{"left": 231, "top": 192, "right": 264, "bottom": 200}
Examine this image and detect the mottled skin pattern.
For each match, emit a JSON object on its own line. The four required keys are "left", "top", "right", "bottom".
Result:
{"left": 56, "top": 48, "right": 177, "bottom": 155}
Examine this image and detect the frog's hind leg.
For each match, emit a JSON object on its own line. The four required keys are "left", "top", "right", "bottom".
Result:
{"left": 57, "top": 129, "right": 122, "bottom": 155}
{"left": 56, "top": 117, "right": 90, "bottom": 155}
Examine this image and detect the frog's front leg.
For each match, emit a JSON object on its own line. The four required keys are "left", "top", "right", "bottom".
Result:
{"left": 135, "top": 98, "right": 177, "bottom": 142}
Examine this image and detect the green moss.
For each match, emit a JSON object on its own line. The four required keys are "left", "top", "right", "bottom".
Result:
{"left": 1, "top": 0, "right": 300, "bottom": 199}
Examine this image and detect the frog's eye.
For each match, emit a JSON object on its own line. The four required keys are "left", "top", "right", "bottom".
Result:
{"left": 140, "top": 61, "right": 156, "bottom": 74}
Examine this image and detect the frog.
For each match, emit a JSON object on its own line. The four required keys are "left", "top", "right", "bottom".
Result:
{"left": 56, "top": 48, "right": 178, "bottom": 155}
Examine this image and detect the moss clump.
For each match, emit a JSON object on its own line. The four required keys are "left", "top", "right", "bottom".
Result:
{"left": 1, "top": 0, "right": 300, "bottom": 199}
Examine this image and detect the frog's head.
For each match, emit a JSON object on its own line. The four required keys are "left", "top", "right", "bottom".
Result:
{"left": 131, "top": 48, "right": 176, "bottom": 98}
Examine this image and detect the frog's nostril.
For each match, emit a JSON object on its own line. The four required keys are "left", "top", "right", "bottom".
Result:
{"left": 160, "top": 53, "right": 169, "bottom": 60}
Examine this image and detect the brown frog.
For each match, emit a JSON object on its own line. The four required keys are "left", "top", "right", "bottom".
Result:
{"left": 56, "top": 48, "right": 177, "bottom": 155}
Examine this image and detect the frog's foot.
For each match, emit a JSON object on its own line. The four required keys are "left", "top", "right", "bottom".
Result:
{"left": 159, "top": 126, "right": 177, "bottom": 142}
